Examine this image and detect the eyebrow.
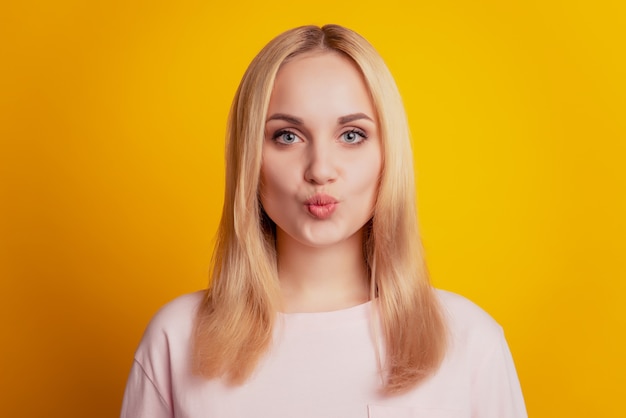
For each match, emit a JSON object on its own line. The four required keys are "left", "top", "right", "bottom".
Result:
{"left": 266, "top": 112, "right": 374, "bottom": 125}
{"left": 337, "top": 113, "right": 373, "bottom": 124}
{"left": 266, "top": 113, "right": 303, "bottom": 125}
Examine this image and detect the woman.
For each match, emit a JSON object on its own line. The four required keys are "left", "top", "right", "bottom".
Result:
{"left": 121, "top": 24, "right": 527, "bottom": 417}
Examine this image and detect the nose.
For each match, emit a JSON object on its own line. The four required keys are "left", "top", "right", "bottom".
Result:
{"left": 304, "top": 140, "right": 337, "bottom": 185}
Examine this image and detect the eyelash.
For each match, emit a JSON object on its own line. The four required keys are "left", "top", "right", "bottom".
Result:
{"left": 272, "top": 130, "right": 300, "bottom": 145}
{"left": 271, "top": 128, "right": 368, "bottom": 145}
{"left": 341, "top": 129, "right": 368, "bottom": 145}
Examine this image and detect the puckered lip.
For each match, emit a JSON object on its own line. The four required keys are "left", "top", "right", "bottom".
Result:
{"left": 304, "top": 193, "right": 338, "bottom": 206}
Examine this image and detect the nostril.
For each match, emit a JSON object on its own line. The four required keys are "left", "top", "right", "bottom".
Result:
{"left": 304, "top": 163, "right": 337, "bottom": 185}
{"left": 303, "top": 142, "right": 338, "bottom": 185}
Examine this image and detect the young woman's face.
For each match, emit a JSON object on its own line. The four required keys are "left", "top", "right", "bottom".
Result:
{"left": 260, "top": 51, "right": 382, "bottom": 249}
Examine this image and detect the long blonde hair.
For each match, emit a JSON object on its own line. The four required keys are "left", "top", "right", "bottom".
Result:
{"left": 193, "top": 24, "right": 447, "bottom": 394}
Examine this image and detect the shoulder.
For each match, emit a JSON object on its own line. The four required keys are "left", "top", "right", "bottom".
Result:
{"left": 146, "top": 291, "right": 205, "bottom": 330}
{"left": 430, "top": 290, "right": 527, "bottom": 416}
{"left": 124, "top": 292, "right": 206, "bottom": 411}
{"left": 434, "top": 289, "right": 505, "bottom": 351}
{"left": 134, "top": 291, "right": 205, "bottom": 358}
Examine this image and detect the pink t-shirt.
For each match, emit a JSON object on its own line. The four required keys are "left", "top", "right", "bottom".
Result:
{"left": 121, "top": 290, "right": 527, "bottom": 417}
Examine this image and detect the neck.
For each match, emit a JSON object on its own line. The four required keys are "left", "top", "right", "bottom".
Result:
{"left": 275, "top": 229, "right": 370, "bottom": 313}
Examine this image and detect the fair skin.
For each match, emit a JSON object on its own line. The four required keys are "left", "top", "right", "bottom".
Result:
{"left": 260, "top": 51, "right": 382, "bottom": 313}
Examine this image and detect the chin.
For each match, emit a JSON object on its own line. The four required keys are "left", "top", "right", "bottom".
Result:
{"left": 299, "top": 228, "right": 363, "bottom": 249}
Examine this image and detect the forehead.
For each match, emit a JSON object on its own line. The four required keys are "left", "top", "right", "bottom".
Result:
{"left": 268, "top": 51, "right": 375, "bottom": 119}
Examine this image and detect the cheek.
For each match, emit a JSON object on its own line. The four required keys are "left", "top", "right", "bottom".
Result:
{"left": 259, "top": 161, "right": 290, "bottom": 200}
{"left": 261, "top": 149, "right": 302, "bottom": 188}
{"left": 352, "top": 153, "right": 382, "bottom": 194}
{"left": 258, "top": 165, "right": 273, "bottom": 202}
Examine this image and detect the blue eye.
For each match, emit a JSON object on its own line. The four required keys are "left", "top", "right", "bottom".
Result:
{"left": 273, "top": 130, "right": 300, "bottom": 144}
{"left": 341, "top": 129, "right": 367, "bottom": 144}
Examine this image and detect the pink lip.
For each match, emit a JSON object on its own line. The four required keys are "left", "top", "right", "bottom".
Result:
{"left": 304, "top": 193, "right": 338, "bottom": 220}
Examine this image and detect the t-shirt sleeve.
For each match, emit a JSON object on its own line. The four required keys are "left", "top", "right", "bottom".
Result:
{"left": 120, "top": 359, "right": 172, "bottom": 418}
{"left": 471, "top": 328, "right": 527, "bottom": 418}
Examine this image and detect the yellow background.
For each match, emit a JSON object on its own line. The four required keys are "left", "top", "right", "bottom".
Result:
{"left": 2, "top": 1, "right": 624, "bottom": 417}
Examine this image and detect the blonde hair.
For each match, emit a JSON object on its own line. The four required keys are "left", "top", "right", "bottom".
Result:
{"left": 193, "top": 24, "right": 447, "bottom": 394}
